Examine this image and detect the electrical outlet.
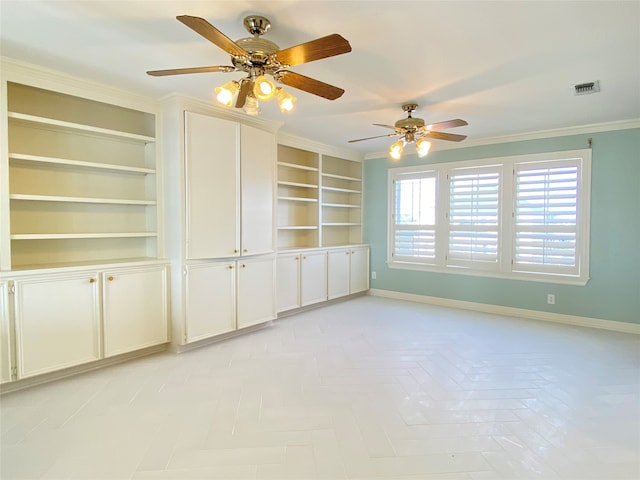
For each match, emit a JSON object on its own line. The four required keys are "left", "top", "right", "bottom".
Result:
{"left": 371, "top": 271, "right": 377, "bottom": 280}
{"left": 547, "top": 294, "right": 555, "bottom": 305}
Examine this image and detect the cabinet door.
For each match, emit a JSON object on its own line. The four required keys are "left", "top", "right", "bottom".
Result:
{"left": 102, "top": 266, "right": 168, "bottom": 357}
{"left": 327, "top": 249, "right": 351, "bottom": 299}
{"left": 14, "top": 273, "right": 101, "bottom": 379}
{"left": 237, "top": 256, "right": 275, "bottom": 329}
{"left": 300, "top": 251, "right": 327, "bottom": 306}
{"left": 240, "top": 125, "right": 275, "bottom": 256}
{"left": 185, "top": 111, "right": 240, "bottom": 259}
{"left": 276, "top": 254, "right": 300, "bottom": 312}
{"left": 185, "top": 262, "right": 236, "bottom": 342}
{"left": 350, "top": 247, "right": 370, "bottom": 294}
{"left": 0, "top": 281, "right": 11, "bottom": 384}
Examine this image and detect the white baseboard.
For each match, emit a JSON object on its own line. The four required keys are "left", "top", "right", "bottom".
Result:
{"left": 368, "top": 289, "right": 640, "bottom": 335}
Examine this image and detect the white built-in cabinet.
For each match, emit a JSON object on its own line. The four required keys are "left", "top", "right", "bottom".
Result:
{"left": 184, "top": 111, "right": 275, "bottom": 259}
{"left": 163, "top": 98, "right": 278, "bottom": 348}
{"left": 276, "top": 251, "right": 328, "bottom": 312}
{"left": 237, "top": 256, "right": 276, "bottom": 328}
{"left": 185, "top": 262, "right": 236, "bottom": 342}
{"left": 184, "top": 113, "right": 239, "bottom": 260}
{"left": 185, "top": 256, "right": 275, "bottom": 342}
{"left": 276, "top": 254, "right": 301, "bottom": 312}
{"left": 0, "top": 281, "right": 12, "bottom": 384}
{"left": 349, "top": 247, "right": 370, "bottom": 294}
{"left": 101, "top": 265, "right": 168, "bottom": 357}
{"left": 10, "top": 264, "right": 168, "bottom": 380}
{"left": 328, "top": 247, "right": 370, "bottom": 299}
{"left": 301, "top": 251, "right": 328, "bottom": 306}
{"left": 0, "top": 59, "right": 169, "bottom": 386}
{"left": 276, "top": 246, "right": 369, "bottom": 313}
{"left": 13, "top": 272, "right": 101, "bottom": 379}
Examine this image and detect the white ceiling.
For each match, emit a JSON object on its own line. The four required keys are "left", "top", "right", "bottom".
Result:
{"left": 1, "top": 1, "right": 639, "bottom": 156}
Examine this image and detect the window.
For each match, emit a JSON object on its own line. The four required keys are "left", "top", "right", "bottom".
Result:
{"left": 513, "top": 161, "right": 582, "bottom": 276}
{"left": 447, "top": 166, "right": 501, "bottom": 270}
{"left": 391, "top": 170, "right": 438, "bottom": 263}
{"left": 388, "top": 149, "right": 591, "bottom": 284}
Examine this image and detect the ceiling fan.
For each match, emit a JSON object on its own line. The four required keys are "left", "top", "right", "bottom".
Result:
{"left": 147, "top": 15, "right": 352, "bottom": 114}
{"left": 348, "top": 104, "right": 468, "bottom": 159}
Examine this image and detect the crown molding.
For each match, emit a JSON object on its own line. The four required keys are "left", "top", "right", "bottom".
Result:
{"left": 1, "top": 56, "right": 159, "bottom": 113}
{"left": 278, "top": 131, "right": 364, "bottom": 162}
{"left": 364, "top": 118, "right": 640, "bottom": 160}
{"left": 159, "top": 92, "right": 284, "bottom": 133}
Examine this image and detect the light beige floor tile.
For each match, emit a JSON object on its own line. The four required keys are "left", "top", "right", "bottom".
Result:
{"left": 1, "top": 296, "right": 638, "bottom": 480}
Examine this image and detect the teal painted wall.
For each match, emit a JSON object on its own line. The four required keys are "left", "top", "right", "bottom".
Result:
{"left": 363, "top": 128, "right": 640, "bottom": 324}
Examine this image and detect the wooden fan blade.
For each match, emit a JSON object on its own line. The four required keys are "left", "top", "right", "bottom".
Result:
{"left": 146, "top": 66, "right": 235, "bottom": 76}
{"left": 235, "top": 79, "right": 252, "bottom": 108}
{"left": 348, "top": 133, "right": 400, "bottom": 143}
{"left": 425, "top": 118, "right": 468, "bottom": 131}
{"left": 278, "top": 71, "right": 345, "bottom": 100}
{"left": 424, "top": 131, "right": 467, "bottom": 142}
{"left": 373, "top": 123, "right": 399, "bottom": 131}
{"left": 177, "top": 15, "right": 248, "bottom": 57}
{"left": 276, "top": 34, "right": 352, "bottom": 66}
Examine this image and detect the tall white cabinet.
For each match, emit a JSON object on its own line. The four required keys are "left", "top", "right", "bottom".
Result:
{"left": 163, "top": 97, "right": 279, "bottom": 348}
{"left": 0, "top": 59, "right": 169, "bottom": 386}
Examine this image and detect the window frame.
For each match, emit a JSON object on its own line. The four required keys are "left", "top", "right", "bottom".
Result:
{"left": 387, "top": 149, "right": 591, "bottom": 285}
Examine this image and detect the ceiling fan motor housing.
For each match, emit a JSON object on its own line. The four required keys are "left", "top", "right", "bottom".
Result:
{"left": 395, "top": 117, "right": 425, "bottom": 130}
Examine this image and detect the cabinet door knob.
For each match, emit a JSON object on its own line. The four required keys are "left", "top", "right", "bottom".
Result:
{"left": 241, "top": 264, "right": 246, "bottom": 268}
{"left": 107, "top": 276, "right": 114, "bottom": 281}
{"left": 295, "top": 256, "right": 299, "bottom": 261}
{"left": 303, "top": 256, "right": 307, "bottom": 260}
{"left": 228, "top": 265, "right": 233, "bottom": 270}
{"left": 243, "top": 249, "right": 248, "bottom": 253}
{"left": 234, "top": 249, "right": 239, "bottom": 254}
{"left": 89, "top": 278, "right": 96, "bottom": 283}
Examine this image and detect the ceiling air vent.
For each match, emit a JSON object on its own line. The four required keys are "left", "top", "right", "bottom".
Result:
{"left": 573, "top": 80, "right": 600, "bottom": 96}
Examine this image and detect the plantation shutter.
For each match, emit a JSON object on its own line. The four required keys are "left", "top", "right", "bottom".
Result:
{"left": 392, "top": 172, "right": 437, "bottom": 262}
{"left": 513, "top": 160, "right": 580, "bottom": 275}
{"left": 447, "top": 167, "right": 500, "bottom": 269}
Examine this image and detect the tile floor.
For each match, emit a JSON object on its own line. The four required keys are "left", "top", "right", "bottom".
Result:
{"left": 1, "top": 295, "right": 639, "bottom": 479}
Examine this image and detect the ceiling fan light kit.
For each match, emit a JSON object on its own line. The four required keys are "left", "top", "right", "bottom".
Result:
{"left": 147, "top": 14, "right": 352, "bottom": 115}
{"left": 349, "top": 103, "right": 468, "bottom": 160}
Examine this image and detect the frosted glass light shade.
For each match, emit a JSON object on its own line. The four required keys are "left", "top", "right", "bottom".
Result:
{"left": 253, "top": 75, "right": 276, "bottom": 101}
{"left": 243, "top": 95, "right": 261, "bottom": 116}
{"left": 214, "top": 81, "right": 239, "bottom": 106}
{"left": 276, "top": 88, "right": 296, "bottom": 112}
{"left": 416, "top": 138, "right": 431, "bottom": 157}
{"left": 389, "top": 140, "right": 404, "bottom": 160}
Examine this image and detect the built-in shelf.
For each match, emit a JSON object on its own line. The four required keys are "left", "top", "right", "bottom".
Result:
{"left": 277, "top": 144, "right": 362, "bottom": 249}
{"left": 322, "top": 186, "right": 361, "bottom": 194}
{"left": 322, "top": 203, "right": 360, "bottom": 208}
{"left": 11, "top": 233, "right": 157, "bottom": 240}
{"left": 5, "top": 81, "right": 159, "bottom": 270}
{"left": 322, "top": 173, "right": 361, "bottom": 182}
{"left": 8, "top": 112, "right": 156, "bottom": 143}
{"left": 277, "top": 226, "right": 318, "bottom": 230}
{"left": 9, "top": 153, "right": 155, "bottom": 174}
{"left": 278, "top": 180, "right": 318, "bottom": 189}
{"left": 278, "top": 196, "right": 318, "bottom": 203}
{"left": 277, "top": 161, "right": 318, "bottom": 172}
{"left": 9, "top": 194, "right": 156, "bottom": 205}
{"left": 322, "top": 222, "right": 361, "bottom": 227}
